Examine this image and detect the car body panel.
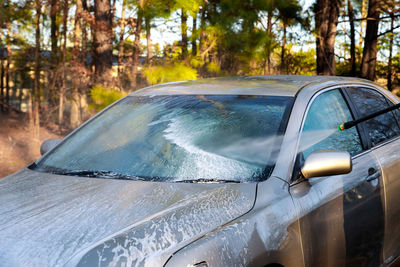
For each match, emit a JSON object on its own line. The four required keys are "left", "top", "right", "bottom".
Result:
{"left": 0, "top": 169, "right": 256, "bottom": 266}
{"left": 372, "top": 137, "right": 400, "bottom": 264}
{"left": 132, "top": 76, "right": 372, "bottom": 97}
{"left": 291, "top": 151, "right": 385, "bottom": 266}
{"left": 165, "top": 177, "right": 303, "bottom": 267}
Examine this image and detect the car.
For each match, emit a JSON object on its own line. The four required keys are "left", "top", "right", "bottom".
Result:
{"left": 1, "top": 75, "right": 400, "bottom": 267}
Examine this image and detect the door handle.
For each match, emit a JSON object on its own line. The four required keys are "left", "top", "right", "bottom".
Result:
{"left": 366, "top": 167, "right": 380, "bottom": 182}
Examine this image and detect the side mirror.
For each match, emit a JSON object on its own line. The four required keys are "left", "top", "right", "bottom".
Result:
{"left": 40, "top": 138, "right": 62, "bottom": 155}
{"left": 301, "top": 150, "right": 352, "bottom": 179}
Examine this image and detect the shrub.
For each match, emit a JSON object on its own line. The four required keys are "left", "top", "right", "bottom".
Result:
{"left": 144, "top": 63, "right": 198, "bottom": 85}
{"left": 89, "top": 85, "right": 126, "bottom": 112}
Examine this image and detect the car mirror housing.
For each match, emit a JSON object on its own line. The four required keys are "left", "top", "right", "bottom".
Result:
{"left": 40, "top": 138, "right": 63, "bottom": 155}
{"left": 301, "top": 150, "right": 352, "bottom": 179}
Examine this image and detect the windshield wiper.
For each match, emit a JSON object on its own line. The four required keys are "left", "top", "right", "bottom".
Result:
{"left": 50, "top": 170, "right": 141, "bottom": 180}
{"left": 175, "top": 178, "right": 240, "bottom": 183}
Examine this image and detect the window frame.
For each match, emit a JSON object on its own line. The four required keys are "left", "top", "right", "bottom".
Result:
{"left": 300, "top": 87, "right": 366, "bottom": 155}
{"left": 290, "top": 86, "right": 366, "bottom": 183}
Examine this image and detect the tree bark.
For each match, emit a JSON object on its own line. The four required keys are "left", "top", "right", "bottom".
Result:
{"left": 50, "top": 0, "right": 59, "bottom": 57}
{"left": 33, "top": 0, "right": 42, "bottom": 142}
{"left": 0, "top": 60, "right": 4, "bottom": 111}
{"left": 192, "top": 12, "right": 197, "bottom": 56}
{"left": 70, "top": 0, "right": 83, "bottom": 128}
{"left": 49, "top": 0, "right": 60, "bottom": 107}
{"left": 199, "top": 6, "right": 207, "bottom": 62}
{"left": 145, "top": 15, "right": 152, "bottom": 65}
{"left": 94, "top": 0, "right": 113, "bottom": 85}
{"left": 181, "top": 9, "right": 188, "bottom": 60}
{"left": 266, "top": 9, "right": 273, "bottom": 74}
{"left": 348, "top": 0, "right": 356, "bottom": 76}
{"left": 387, "top": 13, "right": 394, "bottom": 91}
{"left": 280, "top": 22, "right": 287, "bottom": 74}
{"left": 5, "top": 30, "right": 10, "bottom": 109}
{"left": 359, "top": 0, "right": 368, "bottom": 47}
{"left": 59, "top": 0, "right": 69, "bottom": 128}
{"left": 360, "top": 0, "right": 381, "bottom": 81}
{"left": 118, "top": 0, "right": 126, "bottom": 74}
{"left": 315, "top": 0, "right": 340, "bottom": 75}
{"left": 131, "top": 0, "right": 143, "bottom": 90}
{"left": 82, "top": 0, "right": 89, "bottom": 65}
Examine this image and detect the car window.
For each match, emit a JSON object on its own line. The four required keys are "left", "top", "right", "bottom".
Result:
{"left": 347, "top": 87, "right": 400, "bottom": 147}
{"left": 299, "top": 89, "right": 362, "bottom": 158}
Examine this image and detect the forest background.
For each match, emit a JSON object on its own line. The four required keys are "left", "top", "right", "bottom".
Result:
{"left": 0, "top": 0, "right": 399, "bottom": 176}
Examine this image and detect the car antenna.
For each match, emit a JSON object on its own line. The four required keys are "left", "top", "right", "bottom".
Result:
{"left": 338, "top": 102, "right": 400, "bottom": 131}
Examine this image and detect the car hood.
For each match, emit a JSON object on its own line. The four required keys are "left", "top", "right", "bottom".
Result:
{"left": 0, "top": 169, "right": 256, "bottom": 267}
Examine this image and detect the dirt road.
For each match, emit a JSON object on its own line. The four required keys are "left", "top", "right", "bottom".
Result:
{"left": 0, "top": 111, "right": 64, "bottom": 178}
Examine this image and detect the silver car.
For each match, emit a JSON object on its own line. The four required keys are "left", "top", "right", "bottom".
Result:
{"left": 1, "top": 75, "right": 400, "bottom": 266}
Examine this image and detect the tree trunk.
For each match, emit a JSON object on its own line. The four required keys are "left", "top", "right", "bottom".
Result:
{"left": 50, "top": 0, "right": 59, "bottom": 57}
{"left": 266, "top": 9, "right": 273, "bottom": 74}
{"left": 181, "top": 9, "right": 188, "bottom": 60}
{"left": 94, "top": 0, "right": 113, "bottom": 85}
{"left": 5, "top": 30, "right": 10, "bottom": 109}
{"left": 145, "top": 15, "right": 152, "bottom": 65}
{"left": 280, "top": 22, "right": 287, "bottom": 74}
{"left": 33, "top": 0, "right": 42, "bottom": 143}
{"left": 131, "top": 0, "right": 143, "bottom": 90}
{"left": 315, "top": 0, "right": 340, "bottom": 75}
{"left": 348, "top": 0, "right": 356, "bottom": 76}
{"left": 387, "top": 13, "right": 394, "bottom": 91}
{"left": 360, "top": 0, "right": 381, "bottom": 81}
{"left": 0, "top": 60, "right": 4, "bottom": 111}
{"left": 192, "top": 12, "right": 197, "bottom": 56}
{"left": 73, "top": 0, "right": 82, "bottom": 61}
{"left": 59, "top": 0, "right": 69, "bottom": 128}
{"left": 82, "top": 0, "right": 89, "bottom": 65}
{"left": 118, "top": 0, "right": 126, "bottom": 74}
{"left": 70, "top": 0, "right": 83, "bottom": 128}
{"left": 49, "top": 0, "right": 60, "bottom": 107}
{"left": 359, "top": 0, "right": 368, "bottom": 47}
{"left": 199, "top": 6, "right": 207, "bottom": 63}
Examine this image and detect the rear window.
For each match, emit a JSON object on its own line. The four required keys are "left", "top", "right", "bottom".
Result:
{"left": 347, "top": 87, "right": 400, "bottom": 146}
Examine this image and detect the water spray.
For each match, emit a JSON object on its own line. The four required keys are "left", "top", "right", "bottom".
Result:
{"left": 338, "top": 102, "right": 400, "bottom": 131}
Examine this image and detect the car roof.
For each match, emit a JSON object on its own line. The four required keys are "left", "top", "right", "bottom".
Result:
{"left": 132, "top": 75, "right": 373, "bottom": 97}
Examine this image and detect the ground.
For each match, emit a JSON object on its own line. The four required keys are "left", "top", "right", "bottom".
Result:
{"left": 0, "top": 111, "right": 65, "bottom": 178}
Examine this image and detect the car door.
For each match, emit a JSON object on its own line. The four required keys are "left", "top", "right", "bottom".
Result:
{"left": 345, "top": 86, "right": 400, "bottom": 265}
{"left": 290, "top": 88, "right": 385, "bottom": 267}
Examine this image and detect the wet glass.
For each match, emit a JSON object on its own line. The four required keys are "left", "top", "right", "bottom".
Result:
{"left": 33, "top": 95, "right": 293, "bottom": 182}
{"left": 300, "top": 89, "right": 363, "bottom": 158}
{"left": 347, "top": 87, "right": 400, "bottom": 146}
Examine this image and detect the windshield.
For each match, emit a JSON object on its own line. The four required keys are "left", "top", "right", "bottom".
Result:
{"left": 33, "top": 95, "right": 293, "bottom": 182}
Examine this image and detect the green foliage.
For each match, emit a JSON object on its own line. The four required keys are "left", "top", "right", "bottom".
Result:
{"left": 144, "top": 63, "right": 198, "bottom": 85}
{"left": 206, "top": 62, "right": 221, "bottom": 74}
{"left": 189, "top": 56, "right": 204, "bottom": 68}
{"left": 174, "top": 0, "right": 202, "bottom": 16}
{"left": 286, "top": 47, "right": 316, "bottom": 75}
{"left": 89, "top": 85, "right": 126, "bottom": 112}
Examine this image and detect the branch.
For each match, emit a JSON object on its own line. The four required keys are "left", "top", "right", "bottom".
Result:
{"left": 378, "top": 24, "right": 400, "bottom": 37}
{"left": 339, "top": 14, "right": 400, "bottom": 23}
